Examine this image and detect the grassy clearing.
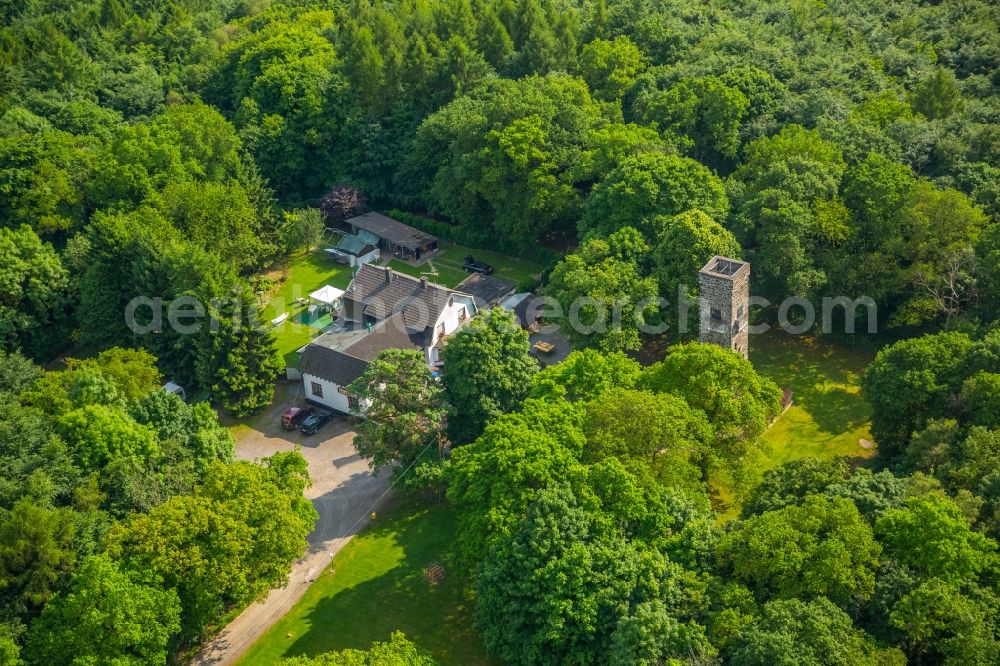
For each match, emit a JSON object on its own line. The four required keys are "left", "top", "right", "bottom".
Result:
{"left": 709, "top": 329, "right": 876, "bottom": 518}
{"left": 236, "top": 502, "right": 493, "bottom": 666}
{"left": 750, "top": 328, "right": 875, "bottom": 468}
{"left": 260, "top": 251, "right": 354, "bottom": 367}
{"left": 389, "top": 243, "right": 545, "bottom": 290}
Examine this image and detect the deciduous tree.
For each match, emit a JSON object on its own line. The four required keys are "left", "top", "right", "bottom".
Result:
{"left": 545, "top": 228, "right": 659, "bottom": 352}
{"left": 475, "top": 483, "right": 655, "bottom": 665}
{"left": 580, "top": 152, "right": 728, "bottom": 240}
{"left": 107, "top": 454, "right": 317, "bottom": 641}
{"left": 578, "top": 36, "right": 645, "bottom": 101}
{"left": 583, "top": 388, "right": 711, "bottom": 490}
{"left": 0, "top": 225, "right": 71, "bottom": 359}
{"left": 729, "top": 597, "right": 900, "bottom": 666}
{"left": 718, "top": 495, "right": 881, "bottom": 607}
{"left": 642, "top": 343, "right": 781, "bottom": 491}
{"left": 440, "top": 308, "right": 536, "bottom": 443}
{"left": 25, "top": 555, "right": 180, "bottom": 666}
{"left": 529, "top": 349, "right": 642, "bottom": 402}
{"left": 348, "top": 349, "right": 444, "bottom": 473}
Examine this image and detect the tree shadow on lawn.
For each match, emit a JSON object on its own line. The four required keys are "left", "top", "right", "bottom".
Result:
{"left": 280, "top": 504, "right": 493, "bottom": 665}
{"left": 751, "top": 328, "right": 873, "bottom": 436}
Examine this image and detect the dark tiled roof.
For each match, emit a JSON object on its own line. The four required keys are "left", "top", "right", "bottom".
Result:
{"left": 298, "top": 315, "right": 427, "bottom": 385}
{"left": 343, "top": 265, "right": 462, "bottom": 331}
{"left": 456, "top": 273, "right": 517, "bottom": 309}
{"left": 299, "top": 345, "right": 370, "bottom": 387}
{"left": 346, "top": 212, "right": 438, "bottom": 250}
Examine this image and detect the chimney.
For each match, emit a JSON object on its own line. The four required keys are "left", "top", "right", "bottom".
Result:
{"left": 384, "top": 267, "right": 393, "bottom": 284}
{"left": 420, "top": 276, "right": 428, "bottom": 290}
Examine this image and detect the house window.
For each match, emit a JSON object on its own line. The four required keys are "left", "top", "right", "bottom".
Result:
{"left": 458, "top": 307, "right": 467, "bottom": 323}
{"left": 710, "top": 307, "right": 723, "bottom": 321}
{"left": 437, "top": 322, "right": 446, "bottom": 338}
{"left": 348, "top": 395, "right": 360, "bottom": 411}
{"left": 311, "top": 381, "right": 324, "bottom": 398}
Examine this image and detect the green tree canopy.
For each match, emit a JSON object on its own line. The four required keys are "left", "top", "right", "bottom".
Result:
{"left": 862, "top": 330, "right": 975, "bottom": 456}
{"left": 875, "top": 495, "right": 998, "bottom": 584}
{"left": 0, "top": 499, "right": 76, "bottom": 614}
{"left": 718, "top": 495, "right": 881, "bottom": 607}
{"left": 201, "top": 289, "right": 282, "bottom": 417}
{"left": 583, "top": 388, "right": 711, "bottom": 491}
{"left": 578, "top": 36, "right": 645, "bottom": 101}
{"left": 528, "top": 349, "right": 642, "bottom": 402}
{"left": 545, "top": 227, "right": 659, "bottom": 352}
{"left": 634, "top": 75, "right": 749, "bottom": 161}
{"left": 107, "top": 453, "right": 317, "bottom": 641}
{"left": 729, "top": 597, "right": 901, "bottom": 666}
{"left": 58, "top": 404, "right": 159, "bottom": 472}
{"left": 743, "top": 457, "right": 851, "bottom": 516}
{"left": 348, "top": 348, "right": 444, "bottom": 473}
{"left": 408, "top": 74, "right": 605, "bottom": 246}
{"left": 475, "top": 483, "right": 660, "bottom": 665}
{"left": 580, "top": 152, "right": 729, "bottom": 240}
{"left": 0, "top": 225, "right": 71, "bottom": 359}
{"left": 649, "top": 209, "right": 742, "bottom": 327}
{"left": 25, "top": 554, "right": 181, "bottom": 666}
{"left": 641, "top": 343, "right": 781, "bottom": 491}
{"left": 440, "top": 308, "right": 537, "bottom": 443}
{"left": 446, "top": 398, "right": 586, "bottom": 565}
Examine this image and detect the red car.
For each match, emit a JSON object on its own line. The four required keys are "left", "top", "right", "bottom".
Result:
{"left": 280, "top": 406, "right": 314, "bottom": 431}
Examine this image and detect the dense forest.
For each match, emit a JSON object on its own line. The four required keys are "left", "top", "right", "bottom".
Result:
{"left": 1, "top": 0, "right": 999, "bottom": 663}
{"left": 2, "top": 0, "right": 999, "bottom": 366}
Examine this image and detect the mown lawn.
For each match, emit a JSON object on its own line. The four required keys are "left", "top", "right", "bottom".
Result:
{"left": 261, "top": 250, "right": 354, "bottom": 367}
{"left": 750, "top": 328, "right": 876, "bottom": 468}
{"left": 709, "top": 328, "right": 876, "bottom": 517}
{"left": 236, "top": 502, "right": 494, "bottom": 666}
{"left": 388, "top": 243, "right": 545, "bottom": 290}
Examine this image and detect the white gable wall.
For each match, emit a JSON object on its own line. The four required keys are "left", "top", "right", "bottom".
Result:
{"left": 427, "top": 294, "right": 477, "bottom": 364}
{"left": 301, "top": 372, "right": 353, "bottom": 414}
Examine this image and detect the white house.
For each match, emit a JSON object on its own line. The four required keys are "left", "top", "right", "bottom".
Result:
{"left": 297, "top": 265, "right": 477, "bottom": 415}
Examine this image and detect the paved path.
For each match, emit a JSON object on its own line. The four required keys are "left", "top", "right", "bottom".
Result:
{"left": 191, "top": 411, "right": 392, "bottom": 665}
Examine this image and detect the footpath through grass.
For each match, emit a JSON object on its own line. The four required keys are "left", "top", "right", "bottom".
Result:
{"left": 388, "top": 243, "right": 544, "bottom": 289}
{"left": 750, "top": 328, "right": 875, "bottom": 468}
{"left": 236, "top": 502, "right": 493, "bottom": 666}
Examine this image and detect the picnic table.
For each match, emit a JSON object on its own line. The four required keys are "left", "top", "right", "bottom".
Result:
{"left": 532, "top": 340, "right": 555, "bottom": 354}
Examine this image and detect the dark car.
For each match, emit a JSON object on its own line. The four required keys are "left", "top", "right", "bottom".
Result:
{"left": 280, "top": 405, "right": 314, "bottom": 431}
{"left": 464, "top": 255, "right": 494, "bottom": 275}
{"left": 299, "top": 410, "right": 334, "bottom": 435}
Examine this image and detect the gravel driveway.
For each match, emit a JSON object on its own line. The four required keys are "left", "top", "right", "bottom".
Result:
{"left": 191, "top": 400, "right": 392, "bottom": 665}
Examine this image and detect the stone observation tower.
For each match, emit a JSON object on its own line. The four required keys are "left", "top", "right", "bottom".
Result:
{"left": 698, "top": 256, "right": 750, "bottom": 358}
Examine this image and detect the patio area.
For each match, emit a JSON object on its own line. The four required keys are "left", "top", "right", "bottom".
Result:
{"left": 293, "top": 309, "right": 334, "bottom": 330}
